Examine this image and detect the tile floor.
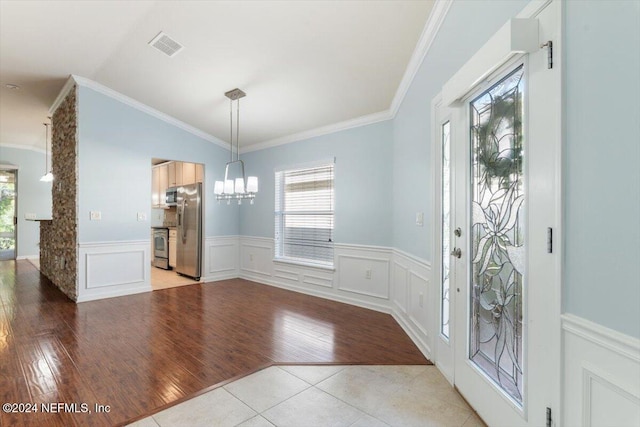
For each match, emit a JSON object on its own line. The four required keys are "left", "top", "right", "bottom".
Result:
{"left": 151, "top": 265, "right": 201, "bottom": 290}
{"left": 127, "top": 365, "right": 485, "bottom": 427}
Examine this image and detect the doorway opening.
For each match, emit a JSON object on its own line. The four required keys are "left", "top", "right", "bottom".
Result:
{"left": 0, "top": 169, "right": 17, "bottom": 260}
{"left": 150, "top": 158, "right": 204, "bottom": 290}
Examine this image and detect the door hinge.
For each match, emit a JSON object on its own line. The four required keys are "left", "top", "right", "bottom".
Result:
{"left": 547, "top": 227, "right": 553, "bottom": 253}
{"left": 546, "top": 407, "right": 552, "bottom": 427}
{"left": 541, "top": 41, "right": 553, "bottom": 69}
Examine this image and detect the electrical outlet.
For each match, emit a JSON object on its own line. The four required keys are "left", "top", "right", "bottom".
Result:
{"left": 137, "top": 212, "right": 147, "bottom": 221}
{"left": 25, "top": 213, "right": 37, "bottom": 220}
{"left": 419, "top": 292, "right": 424, "bottom": 308}
{"left": 249, "top": 254, "right": 254, "bottom": 262}
{"left": 415, "top": 212, "right": 424, "bottom": 227}
{"left": 90, "top": 211, "right": 101, "bottom": 220}
{"left": 365, "top": 269, "right": 372, "bottom": 279}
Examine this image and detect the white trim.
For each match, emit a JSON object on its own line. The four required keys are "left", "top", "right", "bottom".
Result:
{"left": 49, "top": 76, "right": 76, "bottom": 115}
{"left": 393, "top": 247, "right": 432, "bottom": 269}
{"left": 562, "top": 314, "right": 640, "bottom": 363}
{"left": 442, "top": 18, "right": 539, "bottom": 106}
{"left": 16, "top": 255, "right": 38, "bottom": 260}
{"left": 274, "top": 157, "right": 335, "bottom": 173}
{"left": 273, "top": 258, "right": 335, "bottom": 272}
{"left": 56, "top": 75, "right": 230, "bottom": 151}
{"left": 242, "top": 111, "right": 393, "bottom": 154}
{"left": 389, "top": 0, "right": 453, "bottom": 116}
{"left": 78, "top": 239, "right": 149, "bottom": 248}
{"left": 0, "top": 144, "right": 45, "bottom": 155}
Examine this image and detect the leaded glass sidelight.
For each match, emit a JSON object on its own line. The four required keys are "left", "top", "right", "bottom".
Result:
{"left": 441, "top": 121, "right": 451, "bottom": 339}
{"left": 468, "top": 65, "right": 525, "bottom": 405}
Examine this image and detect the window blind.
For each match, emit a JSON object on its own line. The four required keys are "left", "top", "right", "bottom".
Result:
{"left": 275, "top": 164, "right": 334, "bottom": 266}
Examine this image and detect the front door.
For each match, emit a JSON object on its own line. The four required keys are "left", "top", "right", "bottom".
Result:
{"left": 449, "top": 2, "right": 561, "bottom": 426}
{"left": 0, "top": 169, "right": 17, "bottom": 261}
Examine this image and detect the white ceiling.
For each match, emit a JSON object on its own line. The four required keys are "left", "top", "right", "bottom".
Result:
{"left": 0, "top": 0, "right": 434, "bottom": 152}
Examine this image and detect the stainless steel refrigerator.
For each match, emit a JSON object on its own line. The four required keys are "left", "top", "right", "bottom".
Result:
{"left": 176, "top": 182, "right": 202, "bottom": 280}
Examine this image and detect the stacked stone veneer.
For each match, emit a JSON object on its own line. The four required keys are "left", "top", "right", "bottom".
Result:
{"left": 40, "top": 87, "right": 78, "bottom": 301}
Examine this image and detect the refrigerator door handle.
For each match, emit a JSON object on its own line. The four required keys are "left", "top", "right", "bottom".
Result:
{"left": 181, "top": 199, "right": 188, "bottom": 242}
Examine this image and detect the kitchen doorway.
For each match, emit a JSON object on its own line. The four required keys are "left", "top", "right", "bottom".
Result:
{"left": 0, "top": 169, "right": 17, "bottom": 260}
{"left": 150, "top": 158, "right": 204, "bottom": 290}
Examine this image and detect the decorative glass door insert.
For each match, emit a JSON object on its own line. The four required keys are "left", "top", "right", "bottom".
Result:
{"left": 468, "top": 65, "right": 525, "bottom": 404}
{"left": 441, "top": 121, "right": 451, "bottom": 339}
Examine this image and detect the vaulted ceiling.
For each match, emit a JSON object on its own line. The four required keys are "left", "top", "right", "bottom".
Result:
{"left": 0, "top": 1, "right": 434, "bottom": 152}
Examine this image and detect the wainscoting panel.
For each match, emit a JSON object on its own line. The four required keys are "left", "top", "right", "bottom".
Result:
{"left": 77, "top": 240, "right": 151, "bottom": 302}
{"left": 392, "top": 261, "right": 409, "bottom": 314}
{"left": 390, "top": 249, "right": 433, "bottom": 360}
{"left": 562, "top": 314, "right": 640, "bottom": 427}
{"left": 336, "top": 253, "right": 390, "bottom": 299}
{"left": 203, "top": 236, "right": 239, "bottom": 281}
{"left": 240, "top": 238, "right": 273, "bottom": 277}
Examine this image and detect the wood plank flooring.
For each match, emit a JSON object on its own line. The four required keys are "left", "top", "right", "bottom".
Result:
{"left": 0, "top": 260, "right": 428, "bottom": 427}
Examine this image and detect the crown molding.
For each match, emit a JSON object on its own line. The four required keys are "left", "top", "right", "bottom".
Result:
{"left": 50, "top": 75, "right": 231, "bottom": 151}
{"left": 389, "top": 0, "right": 453, "bottom": 116}
{"left": 241, "top": 109, "right": 393, "bottom": 154}
{"left": 0, "top": 143, "right": 46, "bottom": 155}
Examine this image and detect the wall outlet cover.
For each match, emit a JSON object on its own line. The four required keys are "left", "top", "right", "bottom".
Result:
{"left": 90, "top": 211, "right": 101, "bottom": 220}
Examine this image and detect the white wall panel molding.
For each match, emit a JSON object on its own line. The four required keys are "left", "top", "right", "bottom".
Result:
{"left": 562, "top": 314, "right": 640, "bottom": 427}
{"left": 390, "top": 250, "right": 433, "bottom": 359}
{"left": 336, "top": 254, "right": 390, "bottom": 299}
{"left": 202, "top": 235, "right": 240, "bottom": 282}
{"left": 77, "top": 240, "right": 151, "bottom": 302}
{"left": 562, "top": 314, "right": 640, "bottom": 363}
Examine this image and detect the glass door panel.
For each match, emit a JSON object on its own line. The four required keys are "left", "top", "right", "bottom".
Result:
{"left": 468, "top": 65, "right": 525, "bottom": 404}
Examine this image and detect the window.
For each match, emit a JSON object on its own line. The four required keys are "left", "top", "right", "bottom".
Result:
{"left": 275, "top": 163, "right": 334, "bottom": 267}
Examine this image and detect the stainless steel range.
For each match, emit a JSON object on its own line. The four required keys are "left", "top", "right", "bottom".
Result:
{"left": 152, "top": 227, "right": 170, "bottom": 269}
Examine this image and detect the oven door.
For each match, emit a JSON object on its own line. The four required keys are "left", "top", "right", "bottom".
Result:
{"left": 153, "top": 230, "right": 168, "bottom": 259}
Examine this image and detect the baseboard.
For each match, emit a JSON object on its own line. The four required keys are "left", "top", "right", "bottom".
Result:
{"left": 17, "top": 255, "right": 38, "bottom": 260}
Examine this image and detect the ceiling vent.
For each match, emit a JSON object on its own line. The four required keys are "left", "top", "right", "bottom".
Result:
{"left": 148, "top": 31, "right": 184, "bottom": 57}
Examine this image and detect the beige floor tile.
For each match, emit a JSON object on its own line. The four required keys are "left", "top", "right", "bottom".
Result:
{"left": 151, "top": 266, "right": 200, "bottom": 290}
{"left": 407, "top": 368, "right": 470, "bottom": 411}
{"left": 365, "top": 365, "right": 431, "bottom": 383}
{"left": 278, "top": 365, "right": 345, "bottom": 385}
{"left": 224, "top": 366, "right": 310, "bottom": 412}
{"left": 235, "top": 415, "right": 276, "bottom": 427}
{"left": 369, "top": 373, "right": 473, "bottom": 427}
{"left": 262, "top": 387, "right": 364, "bottom": 427}
{"left": 350, "top": 413, "right": 390, "bottom": 427}
{"left": 153, "top": 387, "right": 256, "bottom": 427}
{"left": 126, "top": 417, "right": 160, "bottom": 427}
{"left": 462, "top": 412, "right": 487, "bottom": 427}
{"left": 316, "top": 366, "right": 406, "bottom": 414}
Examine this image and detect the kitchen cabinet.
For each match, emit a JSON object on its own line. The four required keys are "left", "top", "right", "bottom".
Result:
{"left": 169, "top": 229, "right": 177, "bottom": 268}
{"left": 151, "top": 163, "right": 169, "bottom": 208}
{"left": 182, "top": 162, "right": 196, "bottom": 185}
{"left": 167, "top": 162, "right": 177, "bottom": 187}
{"left": 195, "top": 163, "right": 204, "bottom": 183}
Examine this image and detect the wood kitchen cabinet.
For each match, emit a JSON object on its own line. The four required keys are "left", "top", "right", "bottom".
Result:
{"left": 167, "top": 162, "right": 177, "bottom": 187}
{"left": 182, "top": 162, "right": 196, "bottom": 185}
{"left": 151, "top": 163, "right": 169, "bottom": 208}
{"left": 195, "top": 163, "right": 204, "bottom": 183}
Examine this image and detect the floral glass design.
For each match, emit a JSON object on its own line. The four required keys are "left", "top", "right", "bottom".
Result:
{"left": 441, "top": 121, "right": 451, "bottom": 339}
{"left": 469, "top": 65, "right": 525, "bottom": 404}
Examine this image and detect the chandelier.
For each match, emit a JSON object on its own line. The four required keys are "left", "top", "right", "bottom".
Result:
{"left": 214, "top": 88, "right": 258, "bottom": 204}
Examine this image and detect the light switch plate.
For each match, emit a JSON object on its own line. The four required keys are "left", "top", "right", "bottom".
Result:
{"left": 415, "top": 212, "right": 424, "bottom": 227}
{"left": 137, "top": 212, "right": 147, "bottom": 221}
{"left": 25, "top": 213, "right": 37, "bottom": 220}
{"left": 90, "top": 211, "right": 101, "bottom": 220}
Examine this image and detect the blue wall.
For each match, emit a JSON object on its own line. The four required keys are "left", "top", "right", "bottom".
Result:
{"left": 0, "top": 147, "right": 53, "bottom": 257}
{"left": 391, "top": 0, "right": 529, "bottom": 260}
{"left": 77, "top": 86, "right": 239, "bottom": 243}
{"left": 239, "top": 121, "right": 393, "bottom": 247}
{"left": 563, "top": 1, "right": 640, "bottom": 338}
